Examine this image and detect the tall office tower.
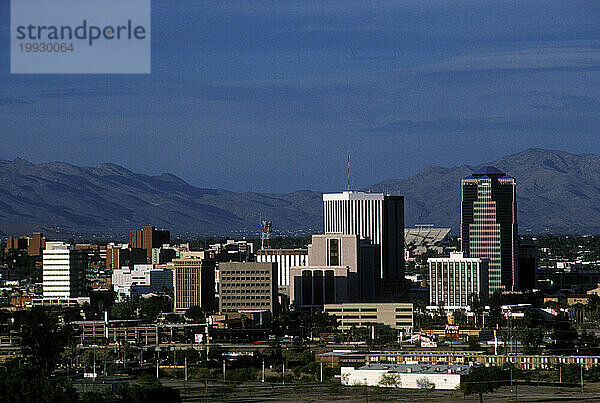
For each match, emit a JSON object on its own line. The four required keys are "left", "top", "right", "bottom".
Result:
{"left": 173, "top": 256, "right": 215, "bottom": 313}
{"left": 28, "top": 232, "right": 45, "bottom": 256}
{"left": 323, "top": 191, "right": 404, "bottom": 282}
{"left": 461, "top": 166, "right": 518, "bottom": 293}
{"left": 518, "top": 238, "right": 537, "bottom": 291}
{"left": 43, "top": 242, "right": 87, "bottom": 299}
{"left": 129, "top": 226, "right": 170, "bottom": 262}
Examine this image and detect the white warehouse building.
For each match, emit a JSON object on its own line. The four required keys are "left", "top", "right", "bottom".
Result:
{"left": 341, "top": 363, "right": 470, "bottom": 390}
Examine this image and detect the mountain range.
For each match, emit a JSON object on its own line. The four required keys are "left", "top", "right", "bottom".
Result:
{"left": 1, "top": 148, "right": 600, "bottom": 238}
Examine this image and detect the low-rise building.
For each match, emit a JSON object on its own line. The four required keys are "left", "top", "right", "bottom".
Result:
{"left": 341, "top": 363, "right": 469, "bottom": 390}
{"left": 323, "top": 302, "right": 413, "bottom": 330}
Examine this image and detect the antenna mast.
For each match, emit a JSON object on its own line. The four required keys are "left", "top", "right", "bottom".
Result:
{"left": 347, "top": 153, "right": 351, "bottom": 191}
{"left": 260, "top": 220, "right": 272, "bottom": 250}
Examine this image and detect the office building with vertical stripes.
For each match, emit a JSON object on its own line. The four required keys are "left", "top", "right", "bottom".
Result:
{"left": 461, "top": 166, "right": 518, "bottom": 293}
{"left": 323, "top": 191, "right": 404, "bottom": 283}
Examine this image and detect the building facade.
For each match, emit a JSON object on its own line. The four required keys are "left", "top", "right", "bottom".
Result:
{"left": 112, "top": 264, "right": 174, "bottom": 298}
{"left": 256, "top": 248, "right": 308, "bottom": 293}
{"left": 42, "top": 241, "right": 87, "bottom": 299}
{"left": 128, "top": 226, "right": 170, "bottom": 262}
{"left": 428, "top": 252, "right": 489, "bottom": 308}
{"left": 518, "top": 238, "right": 538, "bottom": 291}
{"left": 173, "top": 256, "right": 215, "bottom": 313}
{"left": 323, "top": 191, "right": 405, "bottom": 283}
{"left": 289, "top": 234, "right": 379, "bottom": 307}
{"left": 461, "top": 166, "right": 518, "bottom": 292}
{"left": 324, "top": 302, "right": 413, "bottom": 330}
{"left": 219, "top": 262, "right": 278, "bottom": 313}
{"left": 341, "top": 364, "right": 469, "bottom": 389}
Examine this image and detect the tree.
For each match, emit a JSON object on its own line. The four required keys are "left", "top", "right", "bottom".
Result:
{"left": 0, "top": 360, "right": 78, "bottom": 403}
{"left": 461, "top": 366, "right": 505, "bottom": 403}
{"left": 110, "top": 300, "right": 138, "bottom": 320}
{"left": 549, "top": 312, "right": 577, "bottom": 355}
{"left": 185, "top": 305, "right": 206, "bottom": 323}
{"left": 165, "top": 313, "right": 184, "bottom": 323}
{"left": 416, "top": 377, "right": 435, "bottom": 396}
{"left": 488, "top": 291, "right": 503, "bottom": 329}
{"left": 379, "top": 373, "right": 400, "bottom": 388}
{"left": 139, "top": 295, "right": 172, "bottom": 321}
{"left": 17, "top": 307, "right": 74, "bottom": 376}
{"left": 516, "top": 309, "right": 545, "bottom": 354}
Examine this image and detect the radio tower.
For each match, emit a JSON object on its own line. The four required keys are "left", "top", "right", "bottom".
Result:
{"left": 260, "top": 220, "right": 273, "bottom": 250}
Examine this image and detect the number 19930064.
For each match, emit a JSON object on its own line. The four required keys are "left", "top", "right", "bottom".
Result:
{"left": 19, "top": 42, "right": 74, "bottom": 52}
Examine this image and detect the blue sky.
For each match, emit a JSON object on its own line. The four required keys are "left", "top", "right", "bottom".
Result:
{"left": 1, "top": 1, "right": 600, "bottom": 193}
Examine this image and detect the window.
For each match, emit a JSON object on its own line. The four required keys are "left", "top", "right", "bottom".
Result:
{"left": 329, "top": 238, "right": 340, "bottom": 266}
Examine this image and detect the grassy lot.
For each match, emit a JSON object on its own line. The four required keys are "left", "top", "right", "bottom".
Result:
{"left": 159, "top": 379, "right": 600, "bottom": 402}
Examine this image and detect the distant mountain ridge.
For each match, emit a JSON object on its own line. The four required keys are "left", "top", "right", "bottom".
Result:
{"left": 1, "top": 148, "right": 600, "bottom": 237}
{"left": 370, "top": 148, "right": 600, "bottom": 234}
{"left": 0, "top": 158, "right": 323, "bottom": 237}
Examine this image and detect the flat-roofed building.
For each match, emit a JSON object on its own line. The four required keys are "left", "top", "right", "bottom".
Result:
{"left": 323, "top": 191, "right": 405, "bottom": 284}
{"left": 112, "top": 264, "right": 174, "bottom": 298}
{"left": 173, "top": 256, "right": 215, "bottom": 313}
{"left": 341, "top": 363, "right": 469, "bottom": 389}
{"left": 461, "top": 166, "right": 517, "bottom": 292}
{"left": 256, "top": 248, "right": 308, "bottom": 294}
{"left": 219, "top": 262, "right": 278, "bottom": 313}
{"left": 290, "top": 233, "right": 379, "bottom": 307}
{"left": 129, "top": 226, "right": 170, "bottom": 262}
{"left": 324, "top": 302, "right": 413, "bottom": 330}
{"left": 428, "top": 252, "right": 489, "bottom": 309}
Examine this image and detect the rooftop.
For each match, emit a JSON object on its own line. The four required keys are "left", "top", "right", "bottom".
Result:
{"left": 471, "top": 166, "right": 506, "bottom": 177}
{"left": 355, "top": 363, "right": 471, "bottom": 375}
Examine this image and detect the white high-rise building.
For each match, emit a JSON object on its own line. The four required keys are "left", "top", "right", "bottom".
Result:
{"left": 42, "top": 242, "right": 87, "bottom": 299}
{"left": 323, "top": 191, "right": 404, "bottom": 281}
{"left": 428, "top": 252, "right": 489, "bottom": 309}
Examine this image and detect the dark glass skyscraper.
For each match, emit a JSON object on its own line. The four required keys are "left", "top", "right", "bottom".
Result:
{"left": 461, "top": 166, "right": 518, "bottom": 293}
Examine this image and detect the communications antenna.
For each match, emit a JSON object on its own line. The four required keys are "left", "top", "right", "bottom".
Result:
{"left": 346, "top": 152, "right": 351, "bottom": 191}
{"left": 260, "top": 220, "right": 272, "bottom": 250}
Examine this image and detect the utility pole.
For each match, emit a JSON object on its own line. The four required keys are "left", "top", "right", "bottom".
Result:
{"left": 320, "top": 361, "right": 323, "bottom": 383}
{"left": 282, "top": 361, "right": 285, "bottom": 385}
{"left": 581, "top": 364, "right": 584, "bottom": 391}
{"left": 223, "top": 360, "right": 226, "bottom": 381}
{"left": 185, "top": 357, "right": 188, "bottom": 382}
{"left": 262, "top": 359, "right": 265, "bottom": 383}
